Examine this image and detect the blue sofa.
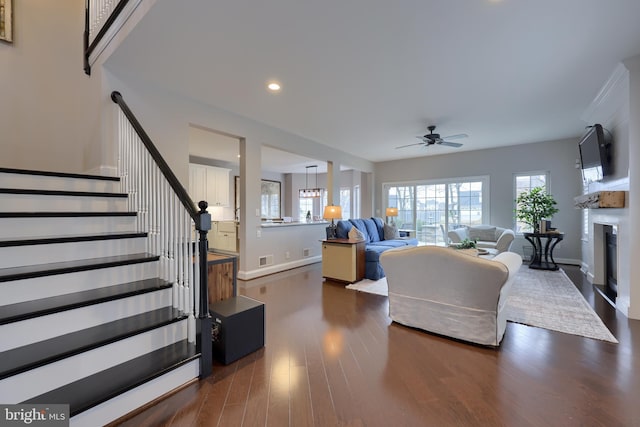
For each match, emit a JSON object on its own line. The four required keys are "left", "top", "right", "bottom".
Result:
{"left": 336, "top": 218, "right": 418, "bottom": 280}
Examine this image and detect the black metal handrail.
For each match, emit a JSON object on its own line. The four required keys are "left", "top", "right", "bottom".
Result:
{"left": 84, "top": 0, "right": 131, "bottom": 75}
{"left": 111, "top": 90, "right": 212, "bottom": 378}
{"left": 111, "top": 91, "right": 198, "bottom": 220}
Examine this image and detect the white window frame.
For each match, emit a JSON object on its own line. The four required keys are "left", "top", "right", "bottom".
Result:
{"left": 353, "top": 185, "right": 361, "bottom": 218}
{"left": 383, "top": 175, "right": 490, "bottom": 244}
{"left": 339, "top": 187, "right": 351, "bottom": 219}
{"left": 299, "top": 198, "right": 313, "bottom": 222}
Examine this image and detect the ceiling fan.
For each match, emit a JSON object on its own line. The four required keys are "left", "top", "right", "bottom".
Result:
{"left": 396, "top": 125, "right": 468, "bottom": 149}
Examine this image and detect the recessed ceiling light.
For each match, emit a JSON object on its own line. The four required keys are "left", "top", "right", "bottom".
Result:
{"left": 267, "top": 82, "right": 281, "bottom": 92}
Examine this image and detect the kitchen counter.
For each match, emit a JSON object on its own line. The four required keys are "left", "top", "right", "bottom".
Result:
{"left": 261, "top": 221, "right": 328, "bottom": 228}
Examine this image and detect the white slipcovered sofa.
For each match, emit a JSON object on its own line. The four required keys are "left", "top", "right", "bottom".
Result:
{"left": 448, "top": 225, "right": 515, "bottom": 254}
{"left": 380, "top": 245, "right": 522, "bottom": 346}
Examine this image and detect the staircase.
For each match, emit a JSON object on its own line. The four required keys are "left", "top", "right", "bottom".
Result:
{"left": 0, "top": 167, "right": 201, "bottom": 426}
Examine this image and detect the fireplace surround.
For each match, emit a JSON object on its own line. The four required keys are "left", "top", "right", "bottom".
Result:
{"left": 588, "top": 210, "right": 629, "bottom": 314}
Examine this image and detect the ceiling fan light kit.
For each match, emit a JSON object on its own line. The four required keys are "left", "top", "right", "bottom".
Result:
{"left": 396, "top": 125, "right": 468, "bottom": 150}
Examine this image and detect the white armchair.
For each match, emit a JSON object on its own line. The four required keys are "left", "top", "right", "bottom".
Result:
{"left": 380, "top": 245, "right": 522, "bottom": 346}
{"left": 448, "top": 225, "right": 515, "bottom": 253}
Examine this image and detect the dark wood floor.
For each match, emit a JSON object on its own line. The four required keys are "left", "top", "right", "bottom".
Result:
{"left": 114, "top": 264, "right": 640, "bottom": 427}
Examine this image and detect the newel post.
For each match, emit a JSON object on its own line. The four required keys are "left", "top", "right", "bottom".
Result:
{"left": 196, "top": 201, "right": 212, "bottom": 377}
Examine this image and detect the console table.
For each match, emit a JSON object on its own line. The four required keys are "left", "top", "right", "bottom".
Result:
{"left": 321, "top": 239, "right": 365, "bottom": 283}
{"left": 523, "top": 232, "right": 564, "bottom": 271}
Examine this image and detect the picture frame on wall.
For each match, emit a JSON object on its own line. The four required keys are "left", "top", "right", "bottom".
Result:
{"left": 261, "top": 179, "right": 281, "bottom": 220}
{"left": 0, "top": 0, "right": 12, "bottom": 43}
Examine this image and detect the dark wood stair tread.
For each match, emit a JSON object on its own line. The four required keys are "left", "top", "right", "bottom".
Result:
{"left": 0, "top": 277, "right": 172, "bottom": 325}
{"left": 24, "top": 340, "right": 199, "bottom": 416}
{"left": 0, "top": 307, "right": 185, "bottom": 380}
{"left": 0, "top": 211, "right": 137, "bottom": 218}
{"left": 0, "top": 167, "right": 120, "bottom": 182}
{"left": 0, "top": 252, "right": 159, "bottom": 283}
{"left": 0, "top": 188, "right": 127, "bottom": 198}
{"left": 0, "top": 232, "right": 147, "bottom": 247}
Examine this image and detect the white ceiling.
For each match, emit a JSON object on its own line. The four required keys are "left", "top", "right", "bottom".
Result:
{"left": 106, "top": 0, "right": 640, "bottom": 168}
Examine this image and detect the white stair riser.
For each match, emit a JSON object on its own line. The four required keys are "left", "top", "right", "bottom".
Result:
{"left": 71, "top": 360, "right": 199, "bottom": 427}
{"left": 0, "top": 194, "right": 128, "bottom": 212}
{"left": 0, "top": 216, "right": 138, "bottom": 238}
{"left": 0, "top": 173, "right": 119, "bottom": 193}
{"left": 0, "top": 237, "right": 147, "bottom": 269}
{"left": 1, "top": 262, "right": 159, "bottom": 306}
{"left": 0, "top": 288, "right": 173, "bottom": 351}
{"left": 0, "top": 320, "right": 188, "bottom": 404}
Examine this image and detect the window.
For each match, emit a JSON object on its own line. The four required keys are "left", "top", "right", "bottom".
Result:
{"left": 353, "top": 185, "right": 360, "bottom": 218}
{"left": 387, "top": 185, "right": 415, "bottom": 229}
{"left": 298, "top": 191, "right": 327, "bottom": 222}
{"left": 299, "top": 198, "right": 313, "bottom": 222}
{"left": 385, "top": 176, "right": 489, "bottom": 245}
{"left": 514, "top": 172, "right": 548, "bottom": 233}
{"left": 339, "top": 187, "right": 351, "bottom": 219}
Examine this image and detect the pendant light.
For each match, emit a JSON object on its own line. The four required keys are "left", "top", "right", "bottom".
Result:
{"left": 299, "top": 165, "right": 324, "bottom": 198}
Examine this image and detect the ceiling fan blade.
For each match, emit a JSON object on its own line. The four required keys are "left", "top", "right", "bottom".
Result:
{"left": 439, "top": 141, "right": 464, "bottom": 148}
{"left": 396, "top": 142, "right": 425, "bottom": 149}
{"left": 442, "top": 133, "right": 468, "bottom": 140}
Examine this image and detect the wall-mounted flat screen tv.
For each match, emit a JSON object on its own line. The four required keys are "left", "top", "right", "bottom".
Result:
{"left": 578, "top": 123, "right": 612, "bottom": 182}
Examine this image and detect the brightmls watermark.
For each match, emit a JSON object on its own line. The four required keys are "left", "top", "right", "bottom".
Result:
{"left": 0, "top": 405, "right": 69, "bottom": 426}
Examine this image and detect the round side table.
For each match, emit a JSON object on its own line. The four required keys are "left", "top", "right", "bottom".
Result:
{"left": 523, "top": 232, "right": 564, "bottom": 270}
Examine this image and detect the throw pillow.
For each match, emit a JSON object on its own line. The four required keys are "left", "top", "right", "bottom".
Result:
{"left": 383, "top": 223, "right": 399, "bottom": 240}
{"left": 469, "top": 226, "right": 496, "bottom": 242}
{"left": 348, "top": 226, "right": 365, "bottom": 241}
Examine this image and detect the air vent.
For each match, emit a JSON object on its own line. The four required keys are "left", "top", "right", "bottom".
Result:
{"left": 259, "top": 255, "right": 274, "bottom": 267}
{"left": 302, "top": 248, "right": 311, "bottom": 257}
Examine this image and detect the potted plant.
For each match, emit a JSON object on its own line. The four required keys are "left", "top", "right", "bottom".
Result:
{"left": 455, "top": 238, "right": 477, "bottom": 249}
{"left": 515, "top": 186, "right": 559, "bottom": 233}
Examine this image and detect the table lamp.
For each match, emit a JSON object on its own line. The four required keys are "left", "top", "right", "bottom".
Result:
{"left": 386, "top": 207, "right": 398, "bottom": 225}
{"left": 323, "top": 205, "right": 342, "bottom": 239}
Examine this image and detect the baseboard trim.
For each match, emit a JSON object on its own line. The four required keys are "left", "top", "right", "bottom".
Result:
{"left": 238, "top": 256, "right": 321, "bottom": 280}
{"left": 555, "top": 257, "right": 582, "bottom": 266}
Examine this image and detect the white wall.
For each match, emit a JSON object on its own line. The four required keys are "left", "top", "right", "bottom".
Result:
{"left": 0, "top": 0, "right": 103, "bottom": 173}
{"left": 625, "top": 56, "right": 640, "bottom": 319}
{"left": 100, "top": 72, "right": 373, "bottom": 278}
{"left": 375, "top": 138, "right": 584, "bottom": 263}
{"left": 577, "top": 60, "right": 640, "bottom": 318}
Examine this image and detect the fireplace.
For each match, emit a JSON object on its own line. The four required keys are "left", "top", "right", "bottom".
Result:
{"left": 590, "top": 214, "right": 626, "bottom": 311}
{"left": 604, "top": 225, "right": 618, "bottom": 301}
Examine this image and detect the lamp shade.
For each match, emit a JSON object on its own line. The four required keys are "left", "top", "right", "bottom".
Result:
{"left": 323, "top": 205, "right": 342, "bottom": 220}
{"left": 385, "top": 207, "right": 398, "bottom": 217}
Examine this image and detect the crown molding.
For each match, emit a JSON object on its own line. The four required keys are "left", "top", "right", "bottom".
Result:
{"left": 581, "top": 63, "right": 629, "bottom": 125}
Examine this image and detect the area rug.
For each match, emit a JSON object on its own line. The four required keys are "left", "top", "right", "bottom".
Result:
{"left": 345, "top": 269, "right": 618, "bottom": 343}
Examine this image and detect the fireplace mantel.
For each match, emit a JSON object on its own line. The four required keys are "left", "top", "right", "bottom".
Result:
{"left": 574, "top": 191, "right": 625, "bottom": 209}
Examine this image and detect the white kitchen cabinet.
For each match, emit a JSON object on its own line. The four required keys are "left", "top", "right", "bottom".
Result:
{"left": 189, "top": 164, "right": 230, "bottom": 209}
{"left": 209, "top": 221, "right": 238, "bottom": 253}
